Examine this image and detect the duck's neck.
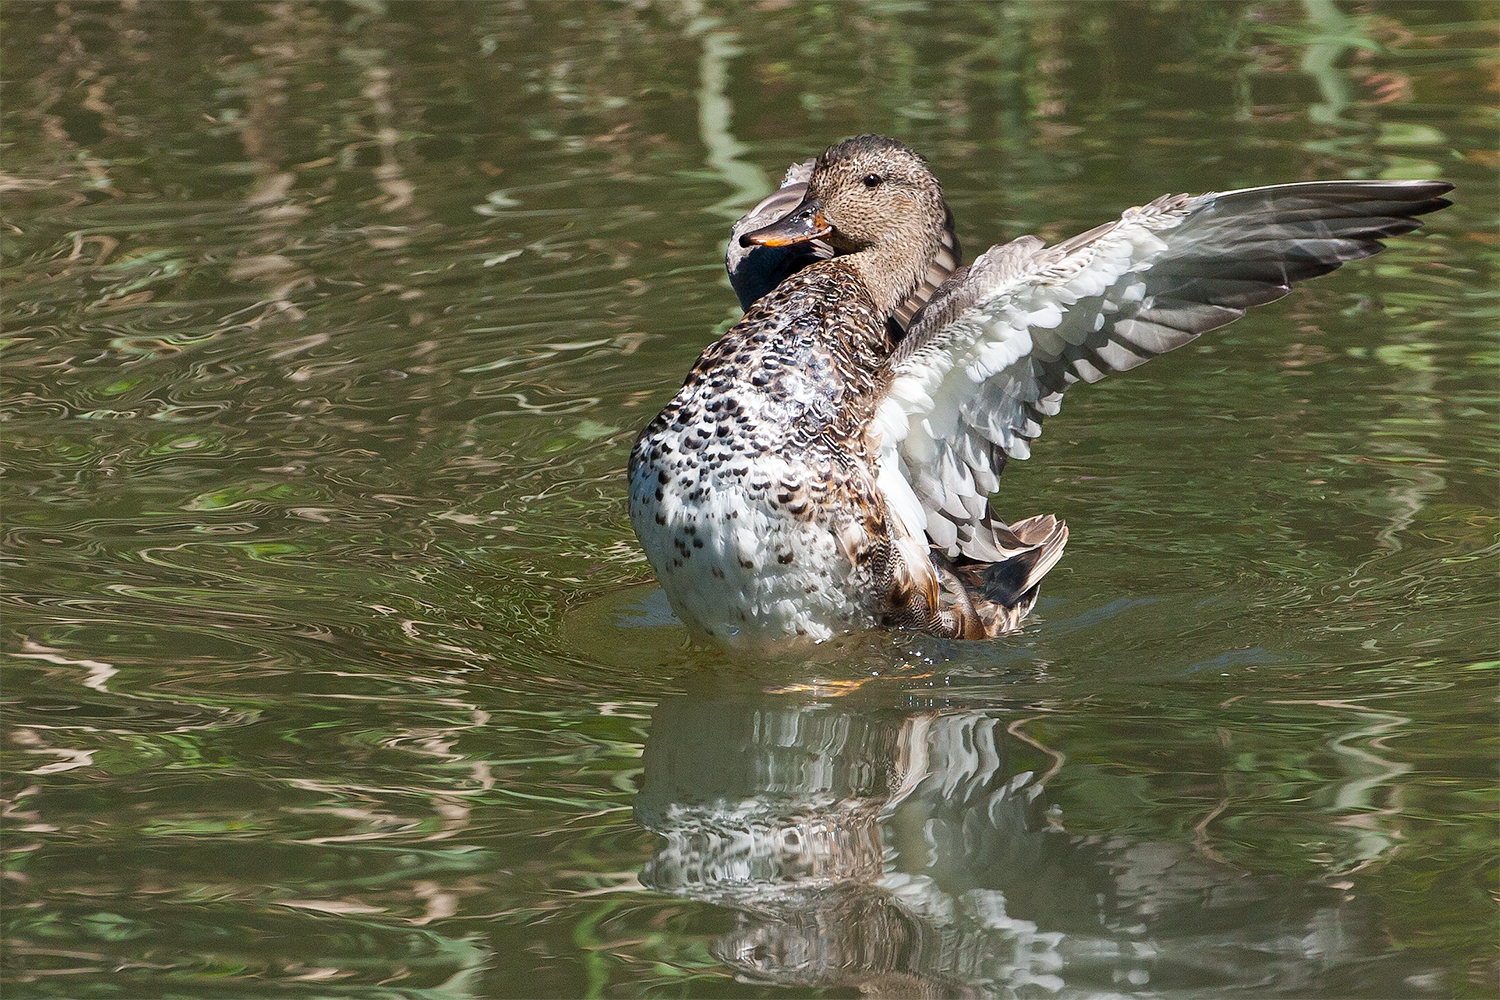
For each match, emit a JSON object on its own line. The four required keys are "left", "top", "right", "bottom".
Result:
{"left": 843, "top": 237, "right": 938, "bottom": 320}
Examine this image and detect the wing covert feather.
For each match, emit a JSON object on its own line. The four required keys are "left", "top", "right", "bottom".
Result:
{"left": 874, "top": 179, "right": 1452, "bottom": 558}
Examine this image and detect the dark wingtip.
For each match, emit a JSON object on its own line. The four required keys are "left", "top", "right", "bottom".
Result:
{"left": 1393, "top": 180, "right": 1455, "bottom": 217}
{"left": 1397, "top": 179, "right": 1455, "bottom": 196}
{"left": 1413, "top": 190, "right": 1455, "bottom": 218}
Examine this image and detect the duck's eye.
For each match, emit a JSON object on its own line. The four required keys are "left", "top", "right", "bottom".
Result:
{"left": 862, "top": 173, "right": 883, "bottom": 189}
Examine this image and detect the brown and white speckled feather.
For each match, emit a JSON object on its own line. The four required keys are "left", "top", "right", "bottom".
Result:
{"left": 631, "top": 137, "right": 999, "bottom": 649}
{"left": 627, "top": 249, "right": 1003, "bottom": 648}
{"left": 630, "top": 135, "right": 1451, "bottom": 650}
{"left": 628, "top": 258, "right": 908, "bottom": 648}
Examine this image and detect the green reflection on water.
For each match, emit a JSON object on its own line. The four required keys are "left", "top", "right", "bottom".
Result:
{"left": 2, "top": 1, "right": 1496, "bottom": 997}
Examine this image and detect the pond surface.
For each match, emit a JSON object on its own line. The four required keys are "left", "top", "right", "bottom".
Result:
{"left": 2, "top": 2, "right": 1496, "bottom": 997}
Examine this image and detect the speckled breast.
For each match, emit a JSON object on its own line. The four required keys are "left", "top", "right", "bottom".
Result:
{"left": 627, "top": 265, "right": 893, "bottom": 648}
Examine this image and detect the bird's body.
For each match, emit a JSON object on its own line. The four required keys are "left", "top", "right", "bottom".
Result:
{"left": 628, "top": 261, "right": 897, "bottom": 646}
{"left": 628, "top": 135, "right": 1451, "bottom": 651}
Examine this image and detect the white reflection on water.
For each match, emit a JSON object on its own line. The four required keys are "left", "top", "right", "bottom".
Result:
{"left": 636, "top": 682, "right": 1413, "bottom": 997}
{"left": 1267, "top": 692, "right": 1426, "bottom": 878}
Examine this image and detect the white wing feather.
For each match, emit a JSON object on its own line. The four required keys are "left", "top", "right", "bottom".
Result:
{"left": 872, "top": 180, "right": 1452, "bottom": 559}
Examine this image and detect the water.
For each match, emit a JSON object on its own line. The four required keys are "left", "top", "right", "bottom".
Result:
{"left": 2, "top": 2, "right": 1495, "bottom": 997}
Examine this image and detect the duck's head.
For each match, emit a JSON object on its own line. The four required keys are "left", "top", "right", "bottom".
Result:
{"left": 740, "top": 135, "right": 946, "bottom": 261}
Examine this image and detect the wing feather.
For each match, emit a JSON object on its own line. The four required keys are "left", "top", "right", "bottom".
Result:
{"left": 875, "top": 179, "right": 1452, "bottom": 559}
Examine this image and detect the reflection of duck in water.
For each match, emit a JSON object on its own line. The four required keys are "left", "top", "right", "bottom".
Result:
{"left": 628, "top": 135, "right": 1451, "bottom": 650}
{"left": 634, "top": 680, "right": 1394, "bottom": 997}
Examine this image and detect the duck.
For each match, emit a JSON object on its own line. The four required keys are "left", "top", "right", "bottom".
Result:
{"left": 628, "top": 134, "right": 1451, "bottom": 652}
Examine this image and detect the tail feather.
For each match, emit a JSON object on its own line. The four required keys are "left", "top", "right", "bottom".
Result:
{"left": 980, "top": 514, "right": 1068, "bottom": 608}
{"left": 937, "top": 514, "right": 1068, "bottom": 637}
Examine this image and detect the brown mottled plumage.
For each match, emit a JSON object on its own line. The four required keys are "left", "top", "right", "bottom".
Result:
{"left": 628, "top": 134, "right": 1451, "bottom": 651}
{"left": 628, "top": 136, "right": 1040, "bottom": 649}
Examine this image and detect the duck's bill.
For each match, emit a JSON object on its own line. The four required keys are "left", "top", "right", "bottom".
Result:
{"left": 739, "top": 200, "right": 833, "bottom": 247}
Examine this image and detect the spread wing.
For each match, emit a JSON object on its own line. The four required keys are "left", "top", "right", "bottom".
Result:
{"left": 872, "top": 180, "right": 1454, "bottom": 558}
{"left": 726, "top": 160, "right": 963, "bottom": 331}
